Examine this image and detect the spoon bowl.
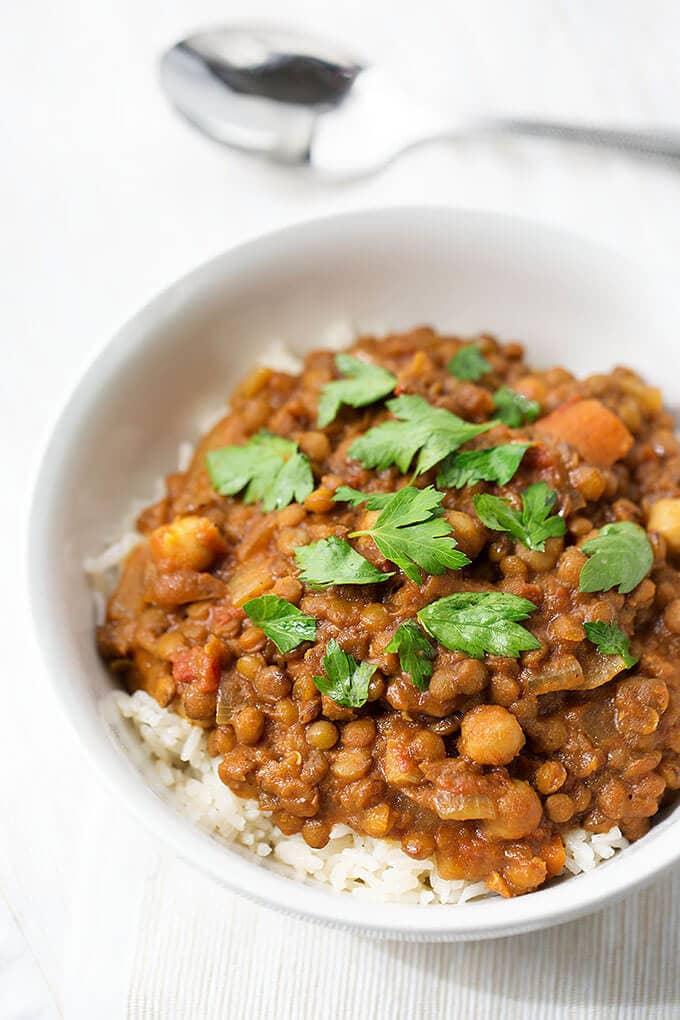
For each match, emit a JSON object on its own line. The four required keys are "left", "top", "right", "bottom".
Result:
{"left": 160, "top": 26, "right": 363, "bottom": 165}
{"left": 160, "top": 24, "right": 680, "bottom": 179}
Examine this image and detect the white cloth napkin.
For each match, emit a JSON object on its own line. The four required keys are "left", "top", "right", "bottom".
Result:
{"left": 63, "top": 783, "right": 680, "bottom": 1019}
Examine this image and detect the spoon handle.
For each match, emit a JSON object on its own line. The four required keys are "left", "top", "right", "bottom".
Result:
{"left": 487, "top": 117, "right": 680, "bottom": 160}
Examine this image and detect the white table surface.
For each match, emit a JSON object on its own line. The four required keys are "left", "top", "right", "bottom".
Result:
{"left": 4, "top": 2, "right": 680, "bottom": 1017}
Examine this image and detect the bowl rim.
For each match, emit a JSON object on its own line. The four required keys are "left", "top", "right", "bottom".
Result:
{"left": 27, "top": 204, "right": 680, "bottom": 940}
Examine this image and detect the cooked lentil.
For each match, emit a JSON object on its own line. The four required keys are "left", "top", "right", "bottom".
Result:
{"left": 98, "top": 328, "right": 680, "bottom": 897}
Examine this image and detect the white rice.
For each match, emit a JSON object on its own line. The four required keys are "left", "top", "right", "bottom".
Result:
{"left": 87, "top": 371, "right": 629, "bottom": 905}
{"left": 109, "top": 687, "right": 628, "bottom": 905}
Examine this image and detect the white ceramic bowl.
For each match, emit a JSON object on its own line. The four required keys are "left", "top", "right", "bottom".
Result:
{"left": 29, "top": 207, "right": 680, "bottom": 941}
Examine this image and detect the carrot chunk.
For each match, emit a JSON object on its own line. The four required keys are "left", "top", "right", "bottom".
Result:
{"left": 535, "top": 398, "right": 633, "bottom": 467}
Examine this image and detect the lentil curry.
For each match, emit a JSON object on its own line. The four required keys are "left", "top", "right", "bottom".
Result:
{"left": 98, "top": 329, "right": 680, "bottom": 898}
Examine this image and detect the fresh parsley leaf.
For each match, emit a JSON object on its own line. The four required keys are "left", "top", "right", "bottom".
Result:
{"left": 579, "top": 521, "right": 653, "bottom": 594}
{"left": 313, "top": 639, "right": 376, "bottom": 707}
{"left": 583, "top": 621, "right": 638, "bottom": 669}
{"left": 317, "top": 354, "right": 396, "bottom": 428}
{"left": 385, "top": 621, "right": 435, "bottom": 691}
{"left": 348, "top": 395, "right": 495, "bottom": 476}
{"left": 493, "top": 386, "right": 541, "bottom": 428}
{"left": 243, "top": 594, "right": 316, "bottom": 654}
{"left": 350, "top": 486, "right": 469, "bottom": 583}
{"left": 448, "top": 344, "right": 491, "bottom": 382}
{"left": 473, "top": 481, "right": 566, "bottom": 552}
{"left": 206, "top": 432, "right": 313, "bottom": 512}
{"left": 294, "top": 536, "right": 393, "bottom": 588}
{"left": 332, "top": 486, "right": 397, "bottom": 509}
{"left": 417, "top": 591, "right": 541, "bottom": 659}
{"left": 437, "top": 443, "right": 531, "bottom": 490}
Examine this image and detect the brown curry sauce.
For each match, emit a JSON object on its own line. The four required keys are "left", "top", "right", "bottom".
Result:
{"left": 98, "top": 330, "right": 680, "bottom": 897}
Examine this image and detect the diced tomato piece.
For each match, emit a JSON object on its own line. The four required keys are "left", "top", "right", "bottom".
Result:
{"left": 211, "top": 603, "right": 245, "bottom": 637}
{"left": 170, "top": 639, "right": 221, "bottom": 693}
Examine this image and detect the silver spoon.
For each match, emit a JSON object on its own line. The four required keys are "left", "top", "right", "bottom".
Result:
{"left": 160, "top": 25, "right": 680, "bottom": 180}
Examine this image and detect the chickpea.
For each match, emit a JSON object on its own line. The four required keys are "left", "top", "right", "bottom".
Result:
{"left": 458, "top": 705, "right": 525, "bottom": 765}
{"left": 150, "top": 515, "right": 226, "bottom": 572}
{"left": 409, "top": 730, "right": 446, "bottom": 762}
{"left": 234, "top": 706, "right": 265, "bottom": 745}
{"left": 306, "top": 720, "right": 339, "bottom": 750}
{"left": 482, "top": 780, "right": 543, "bottom": 840}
